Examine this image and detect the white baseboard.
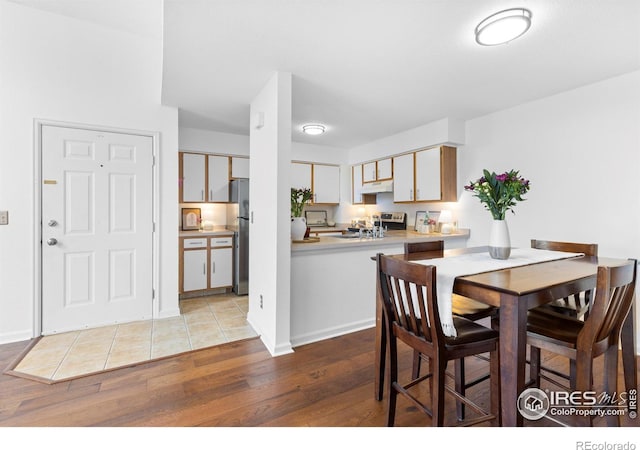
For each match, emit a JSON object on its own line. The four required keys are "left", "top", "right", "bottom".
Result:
{"left": 290, "top": 319, "right": 375, "bottom": 348}
{"left": 0, "top": 330, "right": 34, "bottom": 345}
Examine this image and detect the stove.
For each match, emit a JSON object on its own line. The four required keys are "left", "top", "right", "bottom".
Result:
{"left": 377, "top": 212, "right": 407, "bottom": 230}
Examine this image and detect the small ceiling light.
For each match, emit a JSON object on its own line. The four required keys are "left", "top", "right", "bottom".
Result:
{"left": 475, "top": 8, "right": 532, "bottom": 46}
{"left": 302, "top": 124, "right": 326, "bottom": 135}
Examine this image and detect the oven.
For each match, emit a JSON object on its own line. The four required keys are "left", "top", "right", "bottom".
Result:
{"left": 377, "top": 212, "right": 407, "bottom": 230}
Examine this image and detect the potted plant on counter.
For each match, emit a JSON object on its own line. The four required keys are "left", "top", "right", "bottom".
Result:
{"left": 291, "top": 187, "right": 313, "bottom": 240}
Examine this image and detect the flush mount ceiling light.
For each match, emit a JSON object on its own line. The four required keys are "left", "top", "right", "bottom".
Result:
{"left": 302, "top": 124, "right": 326, "bottom": 135}
{"left": 475, "top": 8, "right": 532, "bottom": 46}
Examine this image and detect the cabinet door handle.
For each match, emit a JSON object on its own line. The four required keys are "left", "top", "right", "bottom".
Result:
{"left": 211, "top": 262, "right": 215, "bottom": 273}
{"left": 201, "top": 190, "right": 204, "bottom": 201}
{"left": 416, "top": 189, "right": 420, "bottom": 199}
{"left": 209, "top": 189, "right": 213, "bottom": 200}
{"left": 203, "top": 263, "right": 206, "bottom": 275}
{"left": 410, "top": 189, "right": 413, "bottom": 201}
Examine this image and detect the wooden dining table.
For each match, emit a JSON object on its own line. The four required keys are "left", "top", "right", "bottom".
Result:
{"left": 373, "top": 246, "right": 637, "bottom": 427}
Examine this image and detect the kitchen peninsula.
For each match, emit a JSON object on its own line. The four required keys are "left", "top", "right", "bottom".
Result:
{"left": 290, "top": 229, "right": 469, "bottom": 346}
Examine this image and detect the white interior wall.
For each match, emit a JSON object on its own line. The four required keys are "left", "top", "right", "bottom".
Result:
{"left": 458, "top": 70, "right": 640, "bottom": 349}
{"left": 0, "top": 1, "right": 179, "bottom": 343}
{"left": 179, "top": 128, "right": 250, "bottom": 156}
{"left": 458, "top": 70, "right": 639, "bottom": 255}
{"left": 247, "top": 72, "right": 294, "bottom": 355}
{"left": 178, "top": 126, "right": 347, "bottom": 164}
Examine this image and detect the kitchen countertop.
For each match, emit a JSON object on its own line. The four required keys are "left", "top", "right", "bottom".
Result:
{"left": 179, "top": 227, "right": 235, "bottom": 238}
{"left": 291, "top": 229, "right": 470, "bottom": 252}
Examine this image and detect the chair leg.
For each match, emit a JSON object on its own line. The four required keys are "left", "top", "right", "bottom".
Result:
{"left": 529, "top": 346, "right": 541, "bottom": 388}
{"left": 432, "top": 357, "right": 447, "bottom": 426}
{"left": 603, "top": 345, "right": 620, "bottom": 427}
{"left": 454, "top": 358, "right": 466, "bottom": 420}
{"left": 386, "top": 336, "right": 398, "bottom": 427}
{"left": 575, "top": 353, "right": 594, "bottom": 427}
{"left": 376, "top": 314, "right": 387, "bottom": 401}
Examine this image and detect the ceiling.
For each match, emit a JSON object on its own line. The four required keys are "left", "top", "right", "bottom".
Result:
{"left": 10, "top": 0, "right": 640, "bottom": 149}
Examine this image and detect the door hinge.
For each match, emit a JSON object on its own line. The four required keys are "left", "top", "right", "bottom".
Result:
{"left": 152, "top": 222, "right": 156, "bottom": 232}
{"left": 152, "top": 155, "right": 156, "bottom": 166}
{"left": 152, "top": 289, "right": 155, "bottom": 299}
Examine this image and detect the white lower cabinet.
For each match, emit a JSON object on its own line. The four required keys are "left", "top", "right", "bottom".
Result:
{"left": 210, "top": 236, "right": 233, "bottom": 289}
{"left": 181, "top": 235, "right": 234, "bottom": 294}
{"left": 210, "top": 247, "right": 233, "bottom": 288}
{"left": 183, "top": 249, "right": 208, "bottom": 291}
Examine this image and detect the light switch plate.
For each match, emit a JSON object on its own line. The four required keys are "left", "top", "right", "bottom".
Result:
{"left": 0, "top": 211, "right": 7, "bottom": 225}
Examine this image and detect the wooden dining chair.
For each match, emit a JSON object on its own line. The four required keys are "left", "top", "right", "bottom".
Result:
{"left": 376, "top": 253, "right": 499, "bottom": 426}
{"left": 528, "top": 239, "right": 599, "bottom": 388}
{"left": 405, "top": 241, "right": 498, "bottom": 420}
{"left": 526, "top": 258, "right": 637, "bottom": 426}
{"left": 530, "top": 239, "right": 598, "bottom": 319}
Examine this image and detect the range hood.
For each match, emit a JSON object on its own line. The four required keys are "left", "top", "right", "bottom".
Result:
{"left": 360, "top": 179, "right": 394, "bottom": 194}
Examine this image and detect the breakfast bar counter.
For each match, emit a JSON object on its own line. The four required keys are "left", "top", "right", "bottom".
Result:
{"left": 291, "top": 229, "right": 470, "bottom": 253}
{"left": 289, "top": 229, "right": 470, "bottom": 347}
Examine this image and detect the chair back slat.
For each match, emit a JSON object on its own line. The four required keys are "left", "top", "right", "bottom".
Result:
{"left": 579, "top": 260, "right": 637, "bottom": 347}
{"left": 377, "top": 254, "right": 440, "bottom": 346}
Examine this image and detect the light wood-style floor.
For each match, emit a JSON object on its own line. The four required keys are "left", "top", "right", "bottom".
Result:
{"left": 1, "top": 327, "right": 637, "bottom": 428}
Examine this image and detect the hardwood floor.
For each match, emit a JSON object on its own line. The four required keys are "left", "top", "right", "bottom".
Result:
{"left": 0, "top": 328, "right": 638, "bottom": 427}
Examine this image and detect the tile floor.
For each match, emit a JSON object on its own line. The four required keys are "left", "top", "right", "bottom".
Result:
{"left": 13, "top": 294, "right": 257, "bottom": 382}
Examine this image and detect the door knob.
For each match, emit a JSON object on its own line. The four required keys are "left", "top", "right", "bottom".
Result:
{"left": 48, "top": 220, "right": 58, "bottom": 227}
{"left": 47, "top": 238, "right": 58, "bottom": 246}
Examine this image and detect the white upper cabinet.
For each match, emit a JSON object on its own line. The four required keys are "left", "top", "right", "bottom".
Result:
{"left": 352, "top": 164, "right": 364, "bottom": 204}
{"left": 291, "top": 162, "right": 339, "bottom": 205}
{"left": 393, "top": 153, "right": 415, "bottom": 203}
{"left": 377, "top": 158, "right": 393, "bottom": 180}
{"left": 231, "top": 156, "right": 250, "bottom": 179}
{"left": 181, "top": 152, "right": 236, "bottom": 203}
{"left": 391, "top": 146, "right": 457, "bottom": 203}
{"left": 313, "top": 164, "right": 340, "bottom": 204}
{"left": 208, "top": 155, "right": 230, "bottom": 202}
{"left": 291, "top": 162, "right": 312, "bottom": 190}
{"left": 363, "top": 158, "right": 392, "bottom": 183}
{"left": 415, "top": 147, "right": 441, "bottom": 202}
{"left": 363, "top": 162, "right": 377, "bottom": 183}
{"left": 181, "top": 153, "right": 206, "bottom": 202}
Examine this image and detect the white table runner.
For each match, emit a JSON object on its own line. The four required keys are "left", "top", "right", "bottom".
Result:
{"left": 414, "top": 248, "right": 583, "bottom": 337}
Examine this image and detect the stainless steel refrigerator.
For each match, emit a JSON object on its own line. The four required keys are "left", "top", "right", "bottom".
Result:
{"left": 230, "top": 179, "right": 249, "bottom": 295}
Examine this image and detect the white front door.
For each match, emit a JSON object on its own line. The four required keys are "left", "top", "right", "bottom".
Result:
{"left": 41, "top": 125, "right": 153, "bottom": 334}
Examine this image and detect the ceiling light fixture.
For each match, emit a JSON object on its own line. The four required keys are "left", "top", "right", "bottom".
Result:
{"left": 475, "top": 8, "right": 532, "bottom": 46}
{"left": 302, "top": 124, "right": 326, "bottom": 135}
